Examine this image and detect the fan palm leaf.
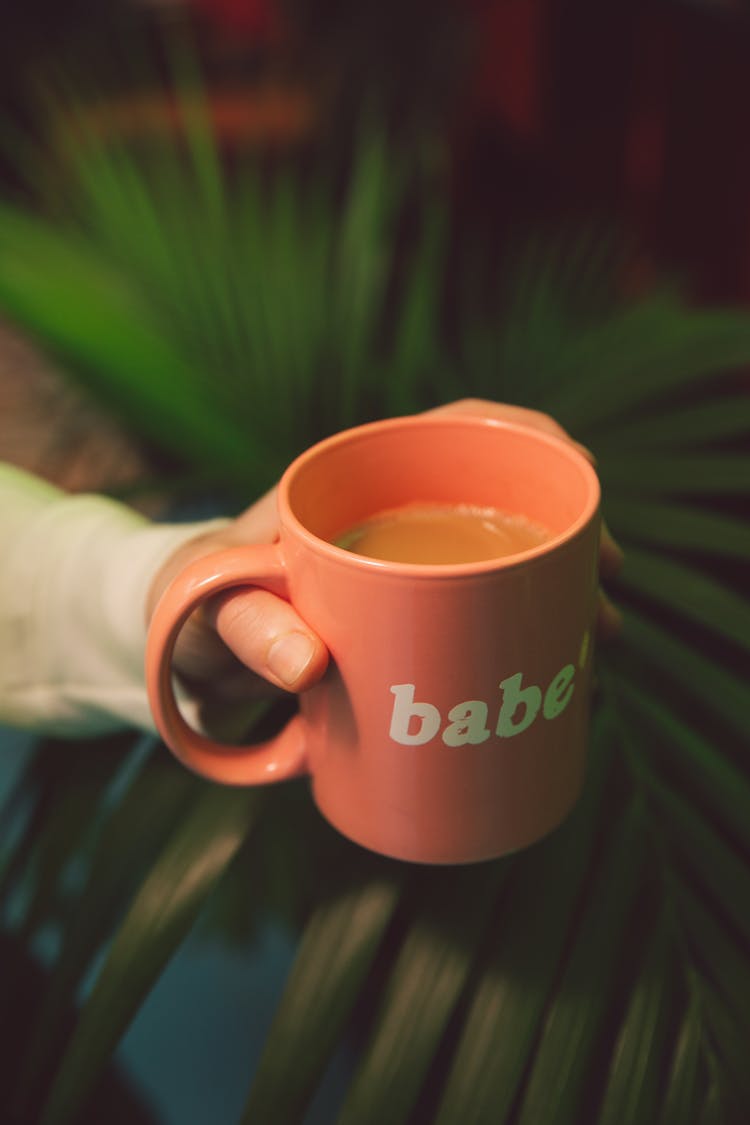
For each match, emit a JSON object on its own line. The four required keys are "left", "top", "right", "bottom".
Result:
{"left": 0, "top": 84, "right": 748, "bottom": 1125}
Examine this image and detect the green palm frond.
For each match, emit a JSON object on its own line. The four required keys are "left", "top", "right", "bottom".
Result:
{"left": 0, "top": 101, "right": 442, "bottom": 495}
{"left": 38, "top": 785, "right": 261, "bottom": 1125}
{"left": 1, "top": 79, "right": 749, "bottom": 1125}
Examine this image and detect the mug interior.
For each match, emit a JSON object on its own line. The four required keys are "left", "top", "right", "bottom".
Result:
{"left": 284, "top": 417, "right": 598, "bottom": 559}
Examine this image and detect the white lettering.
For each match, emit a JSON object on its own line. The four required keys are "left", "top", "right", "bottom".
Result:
{"left": 496, "top": 673, "right": 542, "bottom": 738}
{"left": 389, "top": 684, "right": 441, "bottom": 745}
{"left": 387, "top": 663, "right": 577, "bottom": 747}
{"left": 543, "top": 664, "right": 575, "bottom": 719}
{"left": 442, "top": 702, "right": 491, "bottom": 747}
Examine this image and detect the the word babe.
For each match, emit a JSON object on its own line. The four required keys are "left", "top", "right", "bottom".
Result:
{"left": 389, "top": 665, "right": 576, "bottom": 747}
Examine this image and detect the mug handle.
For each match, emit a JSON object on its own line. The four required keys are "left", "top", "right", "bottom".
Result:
{"left": 145, "top": 544, "right": 309, "bottom": 786}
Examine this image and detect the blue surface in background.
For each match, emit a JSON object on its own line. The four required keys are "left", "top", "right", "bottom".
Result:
{"left": 1, "top": 725, "right": 352, "bottom": 1124}
{"left": 118, "top": 922, "right": 298, "bottom": 1124}
{"left": 118, "top": 922, "right": 354, "bottom": 1125}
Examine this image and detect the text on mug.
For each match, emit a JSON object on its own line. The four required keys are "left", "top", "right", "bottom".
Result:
{"left": 388, "top": 665, "right": 576, "bottom": 746}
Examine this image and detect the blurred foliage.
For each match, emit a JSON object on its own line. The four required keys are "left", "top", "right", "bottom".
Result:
{"left": 0, "top": 95, "right": 453, "bottom": 497}
{"left": 0, "top": 56, "right": 749, "bottom": 1125}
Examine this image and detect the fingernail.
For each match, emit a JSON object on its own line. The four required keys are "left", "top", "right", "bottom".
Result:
{"left": 268, "top": 631, "right": 316, "bottom": 687}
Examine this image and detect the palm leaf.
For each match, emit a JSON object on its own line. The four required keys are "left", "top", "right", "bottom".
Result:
{"left": 592, "top": 394, "right": 750, "bottom": 449}
{"left": 1, "top": 73, "right": 749, "bottom": 1124}
{"left": 603, "top": 499, "right": 750, "bottom": 558}
{"left": 332, "top": 127, "right": 395, "bottom": 427}
{"left": 596, "top": 908, "right": 681, "bottom": 1125}
{"left": 434, "top": 709, "right": 616, "bottom": 1125}
{"left": 38, "top": 785, "right": 261, "bottom": 1125}
{"left": 612, "top": 678, "right": 750, "bottom": 852}
{"left": 12, "top": 746, "right": 203, "bottom": 1116}
{"left": 238, "top": 862, "right": 404, "bottom": 1124}
{"left": 615, "top": 546, "right": 750, "bottom": 653}
{"left": 598, "top": 452, "right": 750, "bottom": 494}
{"left": 543, "top": 300, "right": 750, "bottom": 433}
{"left": 334, "top": 862, "right": 507, "bottom": 1125}
{"left": 512, "top": 797, "right": 648, "bottom": 1125}
{"left": 0, "top": 734, "right": 136, "bottom": 941}
{"left": 0, "top": 204, "right": 258, "bottom": 484}
{"left": 616, "top": 610, "right": 746, "bottom": 740}
{"left": 659, "top": 1006, "right": 706, "bottom": 1125}
{"left": 385, "top": 203, "right": 447, "bottom": 415}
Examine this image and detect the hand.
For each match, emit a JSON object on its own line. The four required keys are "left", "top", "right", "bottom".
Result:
{"left": 146, "top": 487, "right": 329, "bottom": 707}
{"left": 146, "top": 400, "right": 623, "bottom": 707}
{"left": 428, "top": 400, "right": 624, "bottom": 640}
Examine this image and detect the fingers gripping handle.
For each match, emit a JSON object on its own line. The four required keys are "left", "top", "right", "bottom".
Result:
{"left": 145, "top": 544, "right": 309, "bottom": 786}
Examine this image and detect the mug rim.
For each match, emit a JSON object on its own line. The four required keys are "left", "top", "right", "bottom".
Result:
{"left": 277, "top": 414, "right": 601, "bottom": 577}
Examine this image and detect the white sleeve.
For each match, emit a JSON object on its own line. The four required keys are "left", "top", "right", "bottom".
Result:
{"left": 0, "top": 463, "right": 229, "bottom": 735}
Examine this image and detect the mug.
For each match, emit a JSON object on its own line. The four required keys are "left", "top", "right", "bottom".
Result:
{"left": 146, "top": 415, "right": 601, "bottom": 864}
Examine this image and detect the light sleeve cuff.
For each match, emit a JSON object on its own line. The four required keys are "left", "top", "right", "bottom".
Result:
{"left": 0, "top": 464, "right": 229, "bottom": 735}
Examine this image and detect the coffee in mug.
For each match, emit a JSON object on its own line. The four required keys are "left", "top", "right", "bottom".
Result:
{"left": 335, "top": 502, "right": 552, "bottom": 564}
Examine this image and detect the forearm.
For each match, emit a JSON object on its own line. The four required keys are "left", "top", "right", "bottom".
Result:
{"left": 0, "top": 463, "right": 227, "bottom": 735}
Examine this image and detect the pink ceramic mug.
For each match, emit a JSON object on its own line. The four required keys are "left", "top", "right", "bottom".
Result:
{"left": 146, "top": 415, "right": 601, "bottom": 864}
